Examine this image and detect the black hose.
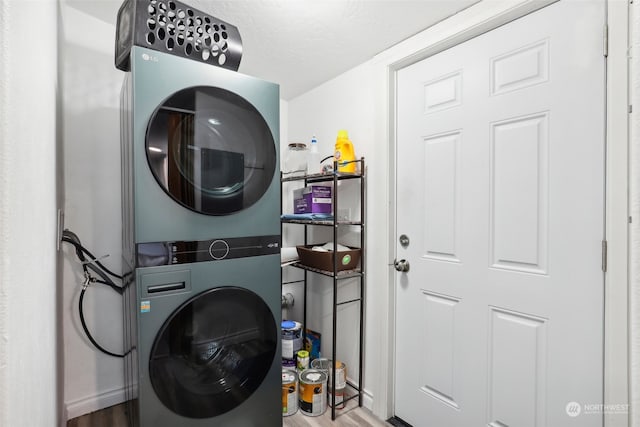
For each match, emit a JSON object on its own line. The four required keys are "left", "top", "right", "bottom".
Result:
{"left": 62, "top": 232, "right": 123, "bottom": 280}
{"left": 320, "top": 155, "right": 333, "bottom": 163}
{"left": 78, "top": 286, "right": 125, "bottom": 358}
{"left": 62, "top": 229, "right": 125, "bottom": 358}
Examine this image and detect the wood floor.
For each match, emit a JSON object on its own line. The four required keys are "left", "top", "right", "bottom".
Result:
{"left": 283, "top": 397, "right": 391, "bottom": 427}
{"left": 67, "top": 403, "right": 128, "bottom": 427}
{"left": 67, "top": 399, "right": 392, "bottom": 427}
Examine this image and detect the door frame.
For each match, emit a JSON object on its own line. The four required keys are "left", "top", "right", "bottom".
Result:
{"left": 368, "top": 1, "right": 629, "bottom": 425}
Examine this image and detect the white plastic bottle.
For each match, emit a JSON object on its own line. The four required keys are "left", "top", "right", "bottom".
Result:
{"left": 307, "top": 135, "right": 320, "bottom": 175}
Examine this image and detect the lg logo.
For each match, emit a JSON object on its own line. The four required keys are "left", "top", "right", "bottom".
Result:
{"left": 141, "top": 53, "right": 158, "bottom": 62}
{"left": 565, "top": 401, "right": 582, "bottom": 417}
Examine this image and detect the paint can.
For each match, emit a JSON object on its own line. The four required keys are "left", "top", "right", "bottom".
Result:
{"left": 333, "top": 360, "right": 347, "bottom": 390}
{"left": 330, "top": 385, "right": 346, "bottom": 409}
{"left": 282, "top": 358, "right": 296, "bottom": 370}
{"left": 309, "top": 358, "right": 347, "bottom": 390}
{"left": 281, "top": 320, "right": 303, "bottom": 362}
{"left": 282, "top": 369, "right": 298, "bottom": 416}
{"left": 296, "top": 350, "right": 309, "bottom": 372}
{"left": 299, "top": 369, "right": 327, "bottom": 417}
{"left": 310, "top": 357, "right": 331, "bottom": 378}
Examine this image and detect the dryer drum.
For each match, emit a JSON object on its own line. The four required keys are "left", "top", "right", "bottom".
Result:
{"left": 146, "top": 86, "right": 277, "bottom": 216}
{"left": 149, "top": 286, "right": 277, "bottom": 418}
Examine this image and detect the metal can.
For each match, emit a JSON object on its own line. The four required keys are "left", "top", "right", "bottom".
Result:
{"left": 331, "top": 386, "right": 346, "bottom": 409}
{"left": 310, "top": 357, "right": 330, "bottom": 378}
{"left": 299, "top": 369, "right": 327, "bottom": 417}
{"left": 310, "top": 358, "right": 346, "bottom": 390}
{"left": 282, "top": 369, "right": 298, "bottom": 416}
{"left": 297, "top": 350, "right": 309, "bottom": 372}
{"left": 333, "top": 360, "right": 347, "bottom": 390}
{"left": 282, "top": 358, "right": 296, "bottom": 370}
{"left": 281, "top": 320, "right": 303, "bottom": 362}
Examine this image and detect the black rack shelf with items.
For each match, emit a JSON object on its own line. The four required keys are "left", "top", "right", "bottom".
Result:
{"left": 280, "top": 158, "right": 366, "bottom": 421}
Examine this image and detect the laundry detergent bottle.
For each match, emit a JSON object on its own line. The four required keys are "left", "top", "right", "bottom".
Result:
{"left": 334, "top": 130, "right": 356, "bottom": 173}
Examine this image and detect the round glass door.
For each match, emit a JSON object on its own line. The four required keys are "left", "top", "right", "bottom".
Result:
{"left": 149, "top": 287, "right": 277, "bottom": 418}
{"left": 146, "top": 86, "right": 276, "bottom": 215}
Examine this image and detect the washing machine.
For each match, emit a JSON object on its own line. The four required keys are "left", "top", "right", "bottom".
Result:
{"left": 125, "top": 257, "right": 281, "bottom": 426}
{"left": 119, "top": 42, "right": 281, "bottom": 426}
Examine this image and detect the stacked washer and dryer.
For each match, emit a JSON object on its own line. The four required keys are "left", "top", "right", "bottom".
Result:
{"left": 115, "top": 1, "right": 281, "bottom": 425}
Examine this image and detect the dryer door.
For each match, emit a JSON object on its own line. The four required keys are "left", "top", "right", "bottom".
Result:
{"left": 146, "top": 86, "right": 276, "bottom": 215}
{"left": 148, "top": 287, "right": 277, "bottom": 418}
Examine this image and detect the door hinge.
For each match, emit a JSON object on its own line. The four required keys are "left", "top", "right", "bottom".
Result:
{"left": 603, "top": 24, "right": 609, "bottom": 57}
{"left": 602, "top": 240, "right": 608, "bottom": 273}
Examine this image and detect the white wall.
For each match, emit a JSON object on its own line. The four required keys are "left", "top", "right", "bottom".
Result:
{"left": 59, "top": 1, "right": 127, "bottom": 419}
{"left": 0, "top": 0, "right": 60, "bottom": 426}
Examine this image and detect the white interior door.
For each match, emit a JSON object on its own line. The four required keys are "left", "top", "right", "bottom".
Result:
{"left": 394, "top": 2, "right": 605, "bottom": 426}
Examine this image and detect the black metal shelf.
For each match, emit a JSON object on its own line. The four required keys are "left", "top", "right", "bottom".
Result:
{"left": 280, "top": 158, "right": 366, "bottom": 422}
{"left": 336, "top": 297, "right": 362, "bottom": 307}
{"left": 328, "top": 380, "right": 362, "bottom": 409}
{"left": 280, "top": 219, "right": 363, "bottom": 227}
{"left": 287, "top": 262, "right": 363, "bottom": 279}
{"left": 281, "top": 168, "right": 364, "bottom": 184}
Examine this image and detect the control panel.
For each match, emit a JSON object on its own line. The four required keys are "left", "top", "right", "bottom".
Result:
{"left": 136, "top": 235, "right": 280, "bottom": 267}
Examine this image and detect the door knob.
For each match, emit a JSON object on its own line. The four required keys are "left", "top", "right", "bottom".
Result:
{"left": 394, "top": 259, "right": 410, "bottom": 272}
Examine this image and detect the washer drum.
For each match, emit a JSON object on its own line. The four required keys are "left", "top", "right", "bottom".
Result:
{"left": 115, "top": 0, "right": 242, "bottom": 71}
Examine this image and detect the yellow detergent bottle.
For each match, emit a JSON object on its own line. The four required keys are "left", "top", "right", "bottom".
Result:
{"left": 334, "top": 130, "right": 356, "bottom": 173}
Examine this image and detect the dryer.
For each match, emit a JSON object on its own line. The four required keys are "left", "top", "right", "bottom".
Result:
{"left": 121, "top": 45, "right": 280, "bottom": 250}
{"left": 120, "top": 44, "right": 281, "bottom": 426}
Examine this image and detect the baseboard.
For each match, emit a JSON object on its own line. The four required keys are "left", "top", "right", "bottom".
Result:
{"left": 65, "top": 386, "right": 126, "bottom": 421}
{"left": 61, "top": 406, "right": 68, "bottom": 427}
{"left": 362, "top": 388, "right": 374, "bottom": 411}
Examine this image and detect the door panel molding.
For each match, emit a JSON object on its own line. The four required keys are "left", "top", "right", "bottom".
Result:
{"left": 489, "top": 112, "right": 549, "bottom": 275}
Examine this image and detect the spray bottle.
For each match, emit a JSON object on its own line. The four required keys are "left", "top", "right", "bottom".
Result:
{"left": 307, "top": 135, "right": 320, "bottom": 175}
{"left": 334, "top": 130, "right": 356, "bottom": 173}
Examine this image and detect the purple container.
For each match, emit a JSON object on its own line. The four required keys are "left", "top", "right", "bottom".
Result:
{"left": 293, "top": 186, "right": 332, "bottom": 214}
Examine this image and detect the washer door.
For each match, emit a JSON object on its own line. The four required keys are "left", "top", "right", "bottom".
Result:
{"left": 149, "top": 287, "right": 277, "bottom": 418}
{"left": 146, "top": 86, "right": 276, "bottom": 215}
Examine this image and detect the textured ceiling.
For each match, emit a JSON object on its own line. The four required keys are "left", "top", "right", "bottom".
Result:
{"left": 190, "top": 0, "right": 478, "bottom": 99}
{"left": 71, "top": 0, "right": 478, "bottom": 100}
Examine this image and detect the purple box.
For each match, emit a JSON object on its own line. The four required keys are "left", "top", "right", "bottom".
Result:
{"left": 293, "top": 185, "right": 332, "bottom": 214}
